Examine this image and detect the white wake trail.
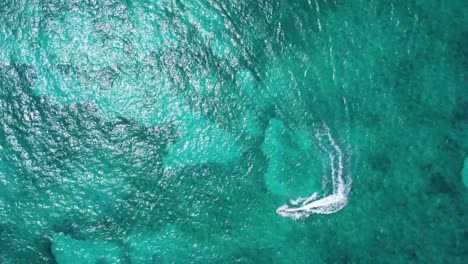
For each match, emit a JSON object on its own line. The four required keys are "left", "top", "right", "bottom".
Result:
{"left": 276, "top": 124, "right": 352, "bottom": 220}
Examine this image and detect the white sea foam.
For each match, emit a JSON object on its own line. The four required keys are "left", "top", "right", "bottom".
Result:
{"left": 276, "top": 124, "right": 352, "bottom": 220}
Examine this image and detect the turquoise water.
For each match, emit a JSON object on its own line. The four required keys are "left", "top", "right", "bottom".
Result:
{"left": 1, "top": 0, "right": 467, "bottom": 263}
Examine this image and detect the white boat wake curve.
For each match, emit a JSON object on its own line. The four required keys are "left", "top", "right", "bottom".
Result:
{"left": 276, "top": 124, "right": 352, "bottom": 220}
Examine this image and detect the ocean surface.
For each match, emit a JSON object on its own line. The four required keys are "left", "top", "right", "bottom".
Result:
{"left": 0, "top": 0, "right": 467, "bottom": 263}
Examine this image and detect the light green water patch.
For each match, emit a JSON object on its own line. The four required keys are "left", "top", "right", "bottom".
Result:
{"left": 125, "top": 225, "right": 208, "bottom": 263}
{"left": 101, "top": 72, "right": 243, "bottom": 169}
{"left": 236, "top": 69, "right": 256, "bottom": 95}
{"left": 0, "top": 175, "right": 6, "bottom": 224}
{"left": 188, "top": 73, "right": 220, "bottom": 97}
{"left": 30, "top": 1, "right": 181, "bottom": 105}
{"left": 37, "top": 9, "right": 128, "bottom": 70}
{"left": 185, "top": 71, "right": 248, "bottom": 132}
{"left": 0, "top": 1, "right": 43, "bottom": 65}
{"left": 181, "top": 0, "right": 240, "bottom": 60}
{"left": 237, "top": 109, "right": 264, "bottom": 138}
{"left": 184, "top": 0, "right": 225, "bottom": 35}
{"left": 261, "top": 118, "right": 322, "bottom": 197}
{"left": 51, "top": 234, "right": 124, "bottom": 264}
{"left": 95, "top": 72, "right": 186, "bottom": 126}
{"left": 462, "top": 158, "right": 468, "bottom": 189}
{"left": 236, "top": 69, "right": 269, "bottom": 111}
{"left": 31, "top": 8, "right": 130, "bottom": 104}
{"left": 258, "top": 50, "right": 350, "bottom": 129}
{"left": 209, "top": 36, "right": 238, "bottom": 60}
{"left": 127, "top": 0, "right": 181, "bottom": 58}
{"left": 164, "top": 112, "right": 241, "bottom": 169}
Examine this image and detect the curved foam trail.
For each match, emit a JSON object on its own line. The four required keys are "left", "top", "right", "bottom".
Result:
{"left": 301, "top": 192, "right": 318, "bottom": 205}
{"left": 289, "top": 192, "right": 318, "bottom": 206}
{"left": 290, "top": 197, "right": 306, "bottom": 206}
{"left": 276, "top": 125, "right": 352, "bottom": 220}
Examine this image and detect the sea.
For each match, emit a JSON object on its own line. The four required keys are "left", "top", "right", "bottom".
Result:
{"left": 0, "top": 0, "right": 467, "bottom": 263}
